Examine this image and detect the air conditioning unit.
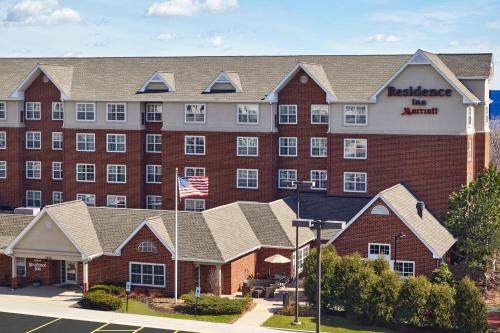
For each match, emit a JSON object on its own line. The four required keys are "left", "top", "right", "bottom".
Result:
{"left": 14, "top": 207, "right": 40, "bottom": 216}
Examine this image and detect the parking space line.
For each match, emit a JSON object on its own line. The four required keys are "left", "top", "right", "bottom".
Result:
{"left": 25, "top": 318, "right": 62, "bottom": 333}
{"left": 91, "top": 323, "right": 110, "bottom": 332}
{"left": 133, "top": 327, "right": 145, "bottom": 332}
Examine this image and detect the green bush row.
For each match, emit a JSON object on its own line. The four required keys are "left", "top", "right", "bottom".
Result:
{"left": 88, "top": 283, "right": 125, "bottom": 296}
{"left": 180, "top": 293, "right": 252, "bottom": 315}
{"left": 81, "top": 290, "right": 123, "bottom": 311}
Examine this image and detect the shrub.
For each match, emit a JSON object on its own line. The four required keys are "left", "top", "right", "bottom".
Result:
{"left": 431, "top": 264, "right": 454, "bottom": 286}
{"left": 345, "top": 264, "right": 377, "bottom": 320}
{"left": 88, "top": 283, "right": 125, "bottom": 296}
{"left": 368, "top": 269, "right": 401, "bottom": 324}
{"left": 180, "top": 293, "right": 252, "bottom": 315}
{"left": 81, "top": 290, "right": 123, "bottom": 311}
{"left": 454, "top": 277, "right": 488, "bottom": 333}
{"left": 427, "top": 283, "right": 455, "bottom": 329}
{"left": 369, "top": 257, "right": 391, "bottom": 275}
{"left": 277, "top": 304, "right": 316, "bottom": 317}
{"left": 395, "top": 276, "right": 431, "bottom": 326}
{"left": 327, "top": 253, "right": 366, "bottom": 309}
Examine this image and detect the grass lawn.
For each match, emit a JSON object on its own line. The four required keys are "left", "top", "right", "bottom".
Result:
{"left": 121, "top": 299, "right": 240, "bottom": 323}
{"left": 263, "top": 314, "right": 396, "bottom": 333}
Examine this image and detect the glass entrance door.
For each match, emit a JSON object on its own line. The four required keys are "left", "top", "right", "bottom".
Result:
{"left": 65, "top": 261, "right": 77, "bottom": 284}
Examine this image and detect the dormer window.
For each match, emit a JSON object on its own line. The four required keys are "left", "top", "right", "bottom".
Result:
{"left": 138, "top": 240, "right": 157, "bottom": 253}
{"left": 138, "top": 71, "right": 175, "bottom": 94}
{"left": 204, "top": 71, "right": 241, "bottom": 93}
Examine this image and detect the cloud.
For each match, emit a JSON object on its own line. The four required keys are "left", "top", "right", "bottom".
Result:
{"left": 364, "top": 34, "right": 401, "bottom": 43}
{"left": 147, "top": 0, "right": 237, "bottom": 17}
{"left": 156, "top": 32, "right": 177, "bottom": 41}
{"left": 2, "top": 0, "right": 81, "bottom": 25}
{"left": 207, "top": 35, "right": 223, "bottom": 47}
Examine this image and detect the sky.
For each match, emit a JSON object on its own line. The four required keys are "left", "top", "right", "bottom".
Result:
{"left": 0, "top": 0, "right": 498, "bottom": 88}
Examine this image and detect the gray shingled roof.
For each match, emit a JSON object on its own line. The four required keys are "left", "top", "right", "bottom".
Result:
{"left": 0, "top": 214, "right": 32, "bottom": 250}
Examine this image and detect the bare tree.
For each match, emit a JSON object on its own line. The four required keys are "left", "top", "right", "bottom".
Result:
{"left": 491, "top": 119, "right": 500, "bottom": 167}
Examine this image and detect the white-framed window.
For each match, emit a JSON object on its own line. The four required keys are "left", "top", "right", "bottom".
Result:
{"left": 344, "top": 105, "right": 368, "bottom": 125}
{"left": 292, "top": 245, "right": 310, "bottom": 272}
{"left": 26, "top": 190, "right": 41, "bottom": 207}
{"left": 237, "top": 169, "right": 258, "bottom": 189}
{"left": 52, "top": 132, "right": 63, "bottom": 150}
{"left": 237, "top": 104, "right": 259, "bottom": 124}
{"left": 467, "top": 139, "right": 472, "bottom": 161}
{"left": 310, "top": 137, "right": 327, "bottom": 157}
{"left": 146, "top": 103, "right": 162, "bottom": 122}
{"left": 278, "top": 169, "right": 297, "bottom": 189}
{"left": 107, "top": 164, "right": 126, "bottom": 184}
{"left": 368, "top": 243, "right": 390, "bottom": 260}
{"left": 52, "top": 162, "right": 63, "bottom": 180}
{"left": 310, "top": 170, "right": 327, "bottom": 190}
{"left": 146, "top": 165, "right": 162, "bottom": 184}
{"left": 0, "top": 161, "right": 6, "bottom": 179}
{"left": 185, "top": 104, "right": 206, "bottom": 123}
{"left": 106, "top": 134, "right": 126, "bottom": 153}
{"left": 0, "top": 102, "right": 6, "bottom": 120}
{"left": 107, "top": 103, "right": 127, "bottom": 122}
{"left": 107, "top": 195, "right": 127, "bottom": 208}
{"left": 146, "top": 134, "right": 161, "bottom": 153}
{"left": 311, "top": 104, "right": 328, "bottom": 124}
{"left": 279, "top": 105, "right": 297, "bottom": 124}
{"left": 237, "top": 137, "right": 258, "bottom": 157}
{"left": 52, "top": 102, "right": 63, "bottom": 120}
{"left": 77, "top": 193, "right": 96, "bottom": 206}
{"left": 466, "top": 105, "right": 474, "bottom": 129}
{"left": 25, "top": 102, "right": 41, "bottom": 120}
{"left": 26, "top": 131, "right": 41, "bottom": 149}
{"left": 0, "top": 131, "right": 5, "bottom": 149}
{"left": 394, "top": 260, "right": 415, "bottom": 277}
{"left": 76, "top": 103, "right": 95, "bottom": 121}
{"left": 185, "top": 167, "right": 205, "bottom": 177}
{"left": 52, "top": 191, "right": 63, "bottom": 204}
{"left": 279, "top": 137, "right": 297, "bottom": 156}
{"left": 138, "top": 240, "right": 157, "bottom": 253}
{"left": 185, "top": 136, "right": 205, "bottom": 155}
{"left": 146, "top": 195, "right": 162, "bottom": 209}
{"left": 76, "top": 163, "right": 95, "bottom": 182}
{"left": 130, "top": 262, "right": 165, "bottom": 287}
{"left": 344, "top": 172, "right": 367, "bottom": 193}
{"left": 344, "top": 138, "right": 367, "bottom": 159}
{"left": 15, "top": 257, "right": 26, "bottom": 277}
{"left": 185, "top": 198, "right": 206, "bottom": 212}
{"left": 76, "top": 133, "right": 95, "bottom": 152}
{"left": 26, "top": 161, "right": 41, "bottom": 179}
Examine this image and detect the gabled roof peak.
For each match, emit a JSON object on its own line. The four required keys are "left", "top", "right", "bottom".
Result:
{"left": 204, "top": 70, "right": 242, "bottom": 93}
{"left": 137, "top": 70, "right": 175, "bottom": 93}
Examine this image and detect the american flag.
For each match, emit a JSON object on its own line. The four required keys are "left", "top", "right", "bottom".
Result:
{"left": 178, "top": 176, "right": 209, "bottom": 199}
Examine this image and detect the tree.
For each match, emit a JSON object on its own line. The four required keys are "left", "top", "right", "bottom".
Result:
{"left": 395, "top": 276, "right": 432, "bottom": 326}
{"left": 490, "top": 119, "right": 500, "bottom": 167}
{"left": 454, "top": 277, "right": 489, "bottom": 333}
{"left": 427, "top": 283, "right": 455, "bottom": 329}
{"left": 368, "top": 269, "right": 401, "bottom": 324}
{"left": 444, "top": 164, "right": 500, "bottom": 269}
{"left": 431, "top": 263, "right": 454, "bottom": 286}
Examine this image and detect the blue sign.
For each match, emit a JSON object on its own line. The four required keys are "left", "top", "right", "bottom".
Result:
{"left": 490, "top": 90, "right": 500, "bottom": 119}
{"left": 195, "top": 287, "right": 201, "bottom": 297}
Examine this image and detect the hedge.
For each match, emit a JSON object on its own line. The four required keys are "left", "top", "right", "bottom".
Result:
{"left": 88, "top": 283, "right": 125, "bottom": 296}
{"left": 81, "top": 290, "right": 123, "bottom": 311}
{"left": 180, "top": 293, "right": 252, "bottom": 315}
{"left": 454, "top": 277, "right": 489, "bottom": 333}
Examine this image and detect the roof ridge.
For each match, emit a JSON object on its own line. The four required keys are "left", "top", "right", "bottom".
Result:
{"left": 46, "top": 200, "right": 83, "bottom": 208}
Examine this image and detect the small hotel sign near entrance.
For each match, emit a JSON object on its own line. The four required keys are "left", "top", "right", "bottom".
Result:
{"left": 388, "top": 86, "right": 452, "bottom": 116}
{"left": 29, "top": 259, "right": 47, "bottom": 272}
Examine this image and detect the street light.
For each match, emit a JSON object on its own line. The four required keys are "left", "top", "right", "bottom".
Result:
{"left": 289, "top": 180, "right": 314, "bottom": 326}
{"left": 394, "top": 232, "right": 406, "bottom": 274}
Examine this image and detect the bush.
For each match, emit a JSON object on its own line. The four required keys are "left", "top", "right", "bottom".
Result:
{"left": 277, "top": 304, "right": 316, "bottom": 317}
{"left": 180, "top": 293, "right": 252, "bottom": 315}
{"left": 431, "top": 264, "right": 454, "bottom": 286}
{"left": 454, "top": 277, "right": 488, "bottom": 333}
{"left": 369, "top": 257, "right": 391, "bottom": 275}
{"left": 395, "top": 276, "right": 431, "bottom": 326}
{"left": 88, "top": 283, "right": 125, "bottom": 296}
{"left": 344, "top": 264, "right": 377, "bottom": 320}
{"left": 427, "top": 283, "right": 455, "bottom": 329}
{"left": 368, "top": 269, "right": 401, "bottom": 324}
{"left": 81, "top": 290, "right": 123, "bottom": 311}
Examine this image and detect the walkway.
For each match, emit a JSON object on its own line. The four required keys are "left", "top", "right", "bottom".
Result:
{"left": 235, "top": 297, "right": 282, "bottom": 326}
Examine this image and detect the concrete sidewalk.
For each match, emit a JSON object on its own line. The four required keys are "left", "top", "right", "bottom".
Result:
{"left": 235, "top": 297, "right": 282, "bottom": 326}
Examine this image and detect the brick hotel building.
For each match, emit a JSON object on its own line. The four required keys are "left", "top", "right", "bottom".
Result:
{"left": 0, "top": 49, "right": 493, "bottom": 215}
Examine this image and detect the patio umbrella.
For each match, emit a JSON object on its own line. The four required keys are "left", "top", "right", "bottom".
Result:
{"left": 264, "top": 254, "right": 291, "bottom": 264}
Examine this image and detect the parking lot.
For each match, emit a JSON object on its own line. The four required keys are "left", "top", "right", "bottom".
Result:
{"left": 0, "top": 312, "right": 195, "bottom": 333}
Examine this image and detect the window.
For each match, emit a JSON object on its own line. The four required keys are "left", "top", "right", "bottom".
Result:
{"left": 368, "top": 243, "right": 390, "bottom": 259}
{"left": 138, "top": 241, "right": 157, "bottom": 253}
{"left": 107, "top": 103, "right": 127, "bottom": 122}
{"left": 237, "top": 169, "right": 258, "bottom": 189}
{"left": 279, "top": 137, "right": 297, "bottom": 156}
{"left": 146, "top": 134, "right": 161, "bottom": 153}
{"left": 26, "top": 161, "right": 41, "bottom": 179}
{"left": 278, "top": 169, "right": 297, "bottom": 189}
{"left": 311, "top": 104, "right": 328, "bottom": 124}
{"left": 394, "top": 261, "right": 415, "bottom": 277}
{"left": 466, "top": 106, "right": 474, "bottom": 129}
{"left": 0, "top": 102, "right": 6, "bottom": 119}
{"left": 146, "top": 104, "right": 162, "bottom": 122}
{"left": 344, "top": 139, "right": 367, "bottom": 159}
{"left": 76, "top": 163, "right": 95, "bottom": 182}
{"left": 76, "top": 103, "right": 95, "bottom": 121}
{"left": 26, "top": 190, "right": 41, "bottom": 207}
{"left": 185, "top": 136, "right": 205, "bottom": 155}
{"left": 52, "top": 191, "right": 63, "bottom": 204}
{"left": 25, "top": 102, "right": 41, "bottom": 120}
{"left": 185, "top": 167, "right": 205, "bottom": 177}
{"left": 146, "top": 195, "right": 162, "bottom": 209}
{"left": 467, "top": 139, "right": 472, "bottom": 161}
{"left": 292, "top": 245, "right": 310, "bottom": 272}
{"left": 26, "top": 131, "right": 41, "bottom": 149}
{"left": 344, "top": 172, "right": 367, "bottom": 193}
{"left": 15, "top": 257, "right": 26, "bottom": 277}
{"left": 279, "top": 105, "right": 297, "bottom": 124}
{"left": 130, "top": 262, "right": 165, "bottom": 287}
{"left": 107, "top": 134, "right": 126, "bottom": 153}
{"left": 310, "top": 138, "right": 327, "bottom": 157}
{"left": 52, "top": 132, "right": 63, "bottom": 150}
{"left": 310, "top": 170, "right": 327, "bottom": 190}
{"left": 0, "top": 161, "right": 6, "bottom": 179}
{"left": 146, "top": 165, "right": 162, "bottom": 184}
{"left": 77, "top": 193, "right": 96, "bottom": 206}
{"left": 185, "top": 104, "right": 206, "bottom": 123}
{"left": 237, "top": 137, "right": 258, "bottom": 156}
{"left": 107, "top": 164, "right": 126, "bottom": 183}
{"left": 344, "top": 105, "right": 368, "bottom": 125}
{"left": 52, "top": 102, "right": 63, "bottom": 120}
{"left": 185, "top": 198, "right": 206, "bottom": 212}
{"left": 76, "top": 133, "right": 95, "bottom": 152}
{"left": 107, "top": 195, "right": 127, "bottom": 208}
{"left": 237, "top": 104, "right": 259, "bottom": 124}
{"left": 0, "top": 132, "right": 5, "bottom": 149}
{"left": 52, "top": 162, "right": 63, "bottom": 180}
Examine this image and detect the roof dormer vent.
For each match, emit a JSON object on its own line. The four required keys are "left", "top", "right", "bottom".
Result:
{"left": 416, "top": 201, "right": 425, "bottom": 219}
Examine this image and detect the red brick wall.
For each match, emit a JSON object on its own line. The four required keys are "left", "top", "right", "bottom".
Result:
{"left": 0, "top": 128, "right": 24, "bottom": 207}
{"left": 17, "top": 258, "right": 60, "bottom": 287}
{"left": 0, "top": 255, "right": 11, "bottom": 286}
{"left": 256, "top": 248, "right": 293, "bottom": 278}
{"left": 222, "top": 251, "right": 257, "bottom": 295}
{"left": 474, "top": 132, "right": 490, "bottom": 177}
{"left": 333, "top": 199, "right": 440, "bottom": 277}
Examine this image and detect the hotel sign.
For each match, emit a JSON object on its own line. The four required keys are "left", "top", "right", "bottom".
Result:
{"left": 29, "top": 259, "right": 47, "bottom": 271}
{"left": 387, "top": 86, "right": 452, "bottom": 116}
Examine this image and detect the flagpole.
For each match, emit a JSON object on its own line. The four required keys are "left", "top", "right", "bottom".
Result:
{"left": 174, "top": 167, "right": 179, "bottom": 304}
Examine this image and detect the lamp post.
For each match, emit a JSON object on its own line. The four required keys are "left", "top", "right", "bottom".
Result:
{"left": 394, "top": 232, "right": 406, "bottom": 274}
{"left": 290, "top": 180, "right": 314, "bottom": 326}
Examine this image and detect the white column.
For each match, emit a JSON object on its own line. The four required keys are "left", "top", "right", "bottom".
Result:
{"left": 11, "top": 256, "right": 17, "bottom": 290}
{"left": 82, "top": 261, "right": 89, "bottom": 293}
{"left": 215, "top": 264, "right": 222, "bottom": 295}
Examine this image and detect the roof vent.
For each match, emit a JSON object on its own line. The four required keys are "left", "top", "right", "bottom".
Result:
{"left": 416, "top": 201, "right": 425, "bottom": 218}
{"left": 14, "top": 207, "right": 40, "bottom": 216}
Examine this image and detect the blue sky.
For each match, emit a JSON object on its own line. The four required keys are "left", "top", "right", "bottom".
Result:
{"left": 0, "top": 0, "right": 498, "bottom": 88}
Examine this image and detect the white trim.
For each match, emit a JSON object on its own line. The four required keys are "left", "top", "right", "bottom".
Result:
{"left": 145, "top": 164, "right": 162, "bottom": 184}
{"left": 25, "top": 190, "right": 42, "bottom": 208}
{"left": 106, "top": 164, "right": 127, "bottom": 184}
{"left": 392, "top": 259, "right": 416, "bottom": 277}
{"left": 145, "top": 103, "right": 163, "bottom": 122}
{"left": 0, "top": 131, "right": 6, "bottom": 149}
{"left": 138, "top": 71, "right": 175, "bottom": 93}
{"left": 278, "top": 137, "right": 298, "bottom": 157}
{"left": 310, "top": 169, "right": 327, "bottom": 190}
{"left": 343, "top": 105, "right": 368, "bottom": 126}
{"left": 145, "top": 195, "right": 162, "bottom": 209}
{"left": 129, "top": 261, "right": 166, "bottom": 288}
{"left": 310, "top": 104, "right": 329, "bottom": 124}
{"left": 184, "top": 135, "right": 206, "bottom": 155}
{"left": 0, "top": 160, "right": 6, "bottom": 179}
{"left": 75, "top": 103, "right": 96, "bottom": 122}
{"left": 278, "top": 169, "right": 297, "bottom": 189}
{"left": 106, "top": 133, "right": 127, "bottom": 153}
{"left": 184, "top": 104, "right": 206, "bottom": 124}
{"left": 184, "top": 198, "right": 206, "bottom": 212}
{"left": 343, "top": 172, "right": 367, "bottom": 193}
{"left": 343, "top": 138, "right": 368, "bottom": 159}
{"left": 106, "top": 103, "right": 127, "bottom": 123}
{"left": 236, "top": 136, "right": 259, "bottom": 157}
{"left": 236, "top": 104, "right": 259, "bottom": 125}
{"left": 76, "top": 193, "right": 96, "bottom": 206}
{"left": 52, "top": 191, "right": 63, "bottom": 204}
{"left": 145, "top": 134, "right": 162, "bottom": 153}
{"left": 52, "top": 161, "right": 63, "bottom": 180}
{"left": 106, "top": 195, "right": 127, "bottom": 208}
{"left": 25, "top": 161, "right": 41, "bottom": 180}
{"left": 204, "top": 71, "right": 241, "bottom": 93}
{"left": 310, "top": 137, "right": 327, "bottom": 158}
{"left": 0, "top": 101, "right": 6, "bottom": 120}
{"left": 76, "top": 163, "right": 96, "bottom": 183}
{"left": 278, "top": 105, "right": 298, "bottom": 124}
{"left": 236, "top": 168, "right": 259, "bottom": 189}
{"left": 25, "top": 102, "right": 41, "bottom": 120}
{"left": 51, "top": 132, "right": 63, "bottom": 151}
{"left": 51, "top": 102, "right": 64, "bottom": 121}
{"left": 368, "top": 242, "right": 391, "bottom": 260}
{"left": 75, "top": 133, "right": 95, "bottom": 152}
{"left": 114, "top": 219, "right": 175, "bottom": 256}
{"left": 9, "top": 64, "right": 70, "bottom": 100}
{"left": 184, "top": 167, "right": 206, "bottom": 177}
{"left": 25, "top": 131, "right": 41, "bottom": 150}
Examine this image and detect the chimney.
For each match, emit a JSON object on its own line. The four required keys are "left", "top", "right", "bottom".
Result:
{"left": 416, "top": 201, "right": 425, "bottom": 218}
